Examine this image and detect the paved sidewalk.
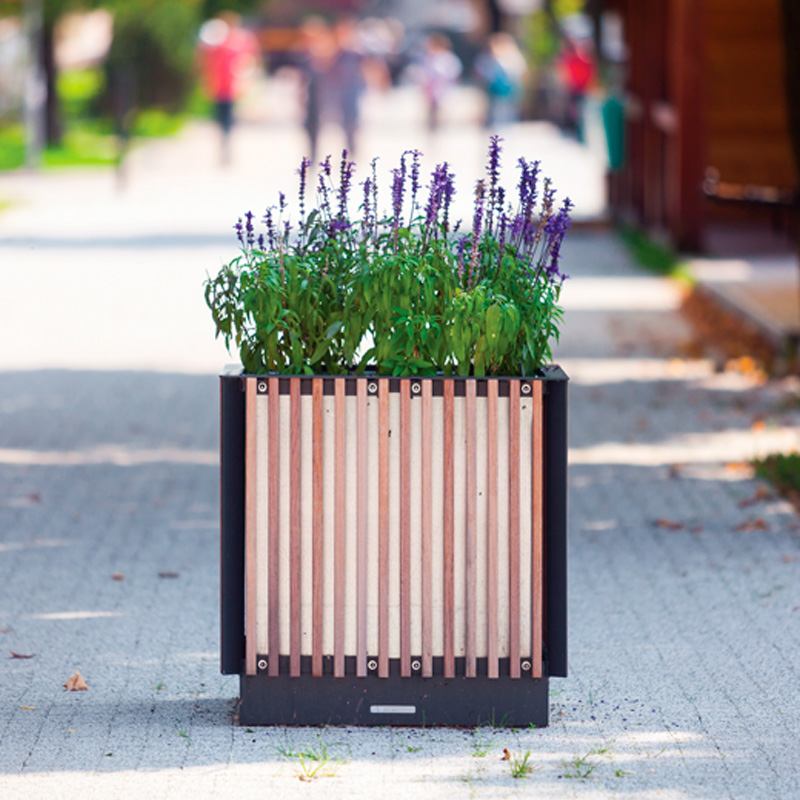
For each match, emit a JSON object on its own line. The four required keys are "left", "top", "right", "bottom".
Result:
{"left": 2, "top": 97, "right": 800, "bottom": 799}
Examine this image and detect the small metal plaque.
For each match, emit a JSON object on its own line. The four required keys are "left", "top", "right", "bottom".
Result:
{"left": 370, "top": 705, "right": 416, "bottom": 715}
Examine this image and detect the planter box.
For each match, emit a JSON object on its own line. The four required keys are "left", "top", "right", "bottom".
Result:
{"left": 220, "top": 369, "right": 568, "bottom": 726}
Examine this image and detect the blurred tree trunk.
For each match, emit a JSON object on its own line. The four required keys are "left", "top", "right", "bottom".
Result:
{"left": 780, "top": 0, "right": 800, "bottom": 185}
{"left": 41, "top": 16, "right": 61, "bottom": 147}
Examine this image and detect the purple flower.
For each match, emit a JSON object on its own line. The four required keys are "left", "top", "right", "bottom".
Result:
{"left": 497, "top": 211, "right": 508, "bottom": 270}
{"left": 486, "top": 135, "right": 502, "bottom": 234}
{"left": 297, "top": 157, "right": 310, "bottom": 223}
{"left": 362, "top": 177, "right": 373, "bottom": 240}
{"left": 262, "top": 207, "right": 276, "bottom": 250}
{"left": 408, "top": 149, "right": 422, "bottom": 218}
{"left": 257, "top": 233, "right": 265, "bottom": 251}
{"left": 245, "top": 211, "right": 255, "bottom": 247}
{"left": 234, "top": 217, "right": 244, "bottom": 247}
{"left": 543, "top": 197, "right": 573, "bottom": 279}
{"left": 467, "top": 180, "right": 485, "bottom": 287}
{"left": 391, "top": 166, "right": 405, "bottom": 234}
{"left": 338, "top": 150, "right": 355, "bottom": 219}
{"left": 424, "top": 162, "right": 448, "bottom": 233}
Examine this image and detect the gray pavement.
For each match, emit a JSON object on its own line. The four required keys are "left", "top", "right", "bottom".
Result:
{"left": 2, "top": 87, "right": 800, "bottom": 798}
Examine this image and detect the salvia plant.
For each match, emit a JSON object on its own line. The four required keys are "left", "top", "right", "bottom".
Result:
{"left": 205, "top": 136, "right": 571, "bottom": 376}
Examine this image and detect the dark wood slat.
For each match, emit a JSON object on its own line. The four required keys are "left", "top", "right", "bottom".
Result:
{"left": 289, "top": 378, "right": 302, "bottom": 678}
{"left": 442, "top": 380, "right": 455, "bottom": 679}
{"left": 356, "top": 380, "right": 368, "bottom": 677}
{"left": 532, "top": 381, "right": 544, "bottom": 679}
{"left": 378, "top": 379, "right": 390, "bottom": 678}
{"left": 508, "top": 380, "right": 521, "bottom": 679}
{"left": 421, "top": 380, "right": 433, "bottom": 678}
{"left": 486, "top": 380, "right": 499, "bottom": 679}
{"left": 465, "top": 380, "right": 477, "bottom": 678}
{"left": 245, "top": 378, "right": 257, "bottom": 676}
{"left": 334, "top": 380, "right": 346, "bottom": 678}
{"left": 312, "top": 378, "right": 324, "bottom": 678}
{"left": 400, "top": 381, "right": 411, "bottom": 677}
{"left": 268, "top": 377, "right": 281, "bottom": 676}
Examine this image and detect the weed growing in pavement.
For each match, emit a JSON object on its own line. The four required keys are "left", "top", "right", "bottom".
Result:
{"left": 274, "top": 733, "right": 348, "bottom": 781}
{"left": 508, "top": 750, "right": 537, "bottom": 778}
{"left": 470, "top": 727, "right": 496, "bottom": 758}
{"left": 561, "top": 747, "right": 610, "bottom": 779}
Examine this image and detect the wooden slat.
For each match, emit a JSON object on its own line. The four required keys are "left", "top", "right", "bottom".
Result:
{"left": 244, "top": 378, "right": 257, "bottom": 676}
{"left": 267, "top": 377, "right": 281, "bottom": 676}
{"left": 378, "top": 379, "right": 390, "bottom": 678}
{"left": 356, "top": 380, "right": 368, "bottom": 677}
{"left": 486, "top": 380, "right": 499, "bottom": 679}
{"left": 420, "top": 380, "right": 433, "bottom": 678}
{"left": 289, "top": 378, "right": 302, "bottom": 677}
{"left": 312, "top": 378, "right": 324, "bottom": 678}
{"left": 400, "top": 380, "right": 412, "bottom": 677}
{"left": 334, "top": 380, "right": 346, "bottom": 678}
{"left": 442, "top": 380, "right": 455, "bottom": 679}
{"left": 508, "top": 380, "right": 521, "bottom": 679}
{"left": 465, "top": 380, "right": 477, "bottom": 678}
{"left": 532, "top": 381, "right": 544, "bottom": 679}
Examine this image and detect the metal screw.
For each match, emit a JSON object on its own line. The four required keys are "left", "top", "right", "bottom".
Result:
{"left": 521, "top": 383, "right": 532, "bottom": 395}
{"left": 257, "top": 658, "right": 268, "bottom": 671}
{"left": 411, "top": 383, "right": 421, "bottom": 395}
{"left": 368, "top": 382, "right": 378, "bottom": 394}
{"left": 258, "top": 381, "right": 268, "bottom": 393}
{"left": 521, "top": 660, "right": 531, "bottom": 672}
{"left": 367, "top": 659, "right": 378, "bottom": 671}
{"left": 411, "top": 660, "right": 421, "bottom": 672}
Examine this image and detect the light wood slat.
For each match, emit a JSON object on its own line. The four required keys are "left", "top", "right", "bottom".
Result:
{"left": 244, "top": 378, "right": 257, "bottom": 676}
{"left": 378, "top": 379, "right": 390, "bottom": 678}
{"left": 334, "top": 380, "right": 346, "bottom": 678}
{"left": 356, "top": 380, "right": 368, "bottom": 677}
{"left": 532, "top": 381, "right": 544, "bottom": 679}
{"left": 268, "top": 377, "right": 281, "bottom": 676}
{"left": 465, "top": 380, "right": 477, "bottom": 678}
{"left": 442, "top": 380, "right": 455, "bottom": 679}
{"left": 312, "top": 378, "right": 324, "bottom": 678}
{"left": 486, "top": 380, "right": 499, "bottom": 679}
{"left": 508, "top": 380, "right": 521, "bottom": 679}
{"left": 400, "top": 380, "right": 411, "bottom": 677}
{"left": 289, "top": 378, "right": 302, "bottom": 677}
{"left": 420, "top": 380, "right": 433, "bottom": 678}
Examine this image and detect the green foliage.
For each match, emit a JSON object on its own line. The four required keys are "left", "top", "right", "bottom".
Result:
{"left": 755, "top": 452, "right": 800, "bottom": 498}
{"left": 508, "top": 749, "right": 537, "bottom": 778}
{"left": 0, "top": 125, "right": 25, "bottom": 171}
{"left": 205, "top": 140, "right": 570, "bottom": 377}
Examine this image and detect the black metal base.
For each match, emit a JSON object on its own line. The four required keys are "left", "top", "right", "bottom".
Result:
{"left": 239, "top": 673, "right": 550, "bottom": 727}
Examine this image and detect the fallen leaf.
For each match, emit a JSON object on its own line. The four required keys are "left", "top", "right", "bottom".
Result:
{"left": 656, "top": 518, "right": 684, "bottom": 530}
{"left": 735, "top": 518, "right": 768, "bottom": 533}
{"left": 158, "top": 571, "right": 180, "bottom": 579}
{"left": 502, "top": 748, "right": 511, "bottom": 761}
{"left": 64, "top": 671, "right": 89, "bottom": 691}
{"left": 781, "top": 555, "right": 797, "bottom": 563}
{"left": 27, "top": 493, "right": 41, "bottom": 504}
{"left": 66, "top": 729, "right": 75, "bottom": 733}
{"left": 111, "top": 573, "right": 125, "bottom": 581}
{"left": 0, "top": 627, "right": 12, "bottom": 634}
{"left": 20, "top": 706, "right": 36, "bottom": 710}
{"left": 738, "top": 487, "right": 772, "bottom": 508}
{"left": 751, "top": 420, "right": 766, "bottom": 432}
{"left": 10, "top": 651, "right": 35, "bottom": 659}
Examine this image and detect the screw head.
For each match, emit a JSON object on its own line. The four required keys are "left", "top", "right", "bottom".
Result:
{"left": 367, "top": 659, "right": 378, "bottom": 671}
{"left": 411, "top": 382, "right": 421, "bottom": 395}
{"left": 258, "top": 381, "right": 268, "bottom": 393}
{"left": 257, "top": 658, "right": 268, "bottom": 671}
{"left": 367, "top": 382, "right": 378, "bottom": 394}
{"left": 521, "top": 383, "right": 532, "bottom": 395}
{"left": 411, "top": 659, "right": 421, "bottom": 671}
{"left": 521, "top": 660, "right": 532, "bottom": 672}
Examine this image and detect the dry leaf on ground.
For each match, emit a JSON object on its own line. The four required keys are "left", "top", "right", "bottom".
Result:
{"left": 158, "top": 571, "right": 180, "bottom": 579}
{"left": 735, "top": 518, "right": 768, "bottom": 533}
{"left": 111, "top": 573, "right": 125, "bottom": 581}
{"left": 10, "top": 652, "right": 35, "bottom": 659}
{"left": 502, "top": 748, "right": 511, "bottom": 761}
{"left": 781, "top": 555, "right": 797, "bottom": 563}
{"left": 0, "top": 627, "right": 12, "bottom": 634}
{"left": 64, "top": 671, "right": 89, "bottom": 691}
{"left": 656, "top": 518, "right": 685, "bottom": 530}
{"left": 738, "top": 487, "right": 772, "bottom": 508}
{"left": 20, "top": 706, "right": 36, "bottom": 710}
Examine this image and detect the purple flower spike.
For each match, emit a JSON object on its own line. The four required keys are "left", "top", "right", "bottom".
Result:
{"left": 297, "top": 156, "right": 310, "bottom": 223}
{"left": 467, "top": 180, "right": 486, "bottom": 287}
{"left": 245, "top": 211, "right": 255, "bottom": 247}
{"left": 338, "top": 151, "right": 355, "bottom": 219}
{"left": 486, "top": 135, "right": 502, "bottom": 234}
{"left": 234, "top": 217, "right": 244, "bottom": 247}
{"left": 391, "top": 166, "right": 405, "bottom": 234}
{"left": 362, "top": 177, "right": 373, "bottom": 240}
{"left": 263, "top": 207, "right": 277, "bottom": 250}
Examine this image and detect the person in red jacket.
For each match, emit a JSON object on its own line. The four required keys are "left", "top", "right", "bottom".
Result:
{"left": 199, "top": 12, "right": 260, "bottom": 164}
{"left": 557, "top": 37, "right": 596, "bottom": 142}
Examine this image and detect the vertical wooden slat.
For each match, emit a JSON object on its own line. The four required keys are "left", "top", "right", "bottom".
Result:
{"left": 486, "top": 380, "right": 499, "bottom": 679}
{"left": 289, "top": 378, "right": 302, "bottom": 677}
{"left": 267, "top": 377, "right": 281, "bottom": 676}
{"left": 311, "top": 378, "right": 324, "bottom": 678}
{"left": 442, "top": 380, "right": 455, "bottom": 679}
{"left": 465, "top": 380, "right": 477, "bottom": 678}
{"left": 532, "top": 381, "right": 544, "bottom": 679}
{"left": 378, "top": 379, "right": 390, "bottom": 678}
{"left": 400, "top": 381, "right": 412, "bottom": 677}
{"left": 508, "top": 380, "right": 521, "bottom": 679}
{"left": 244, "top": 378, "right": 257, "bottom": 676}
{"left": 356, "top": 380, "right": 368, "bottom": 677}
{"left": 334, "top": 380, "right": 346, "bottom": 678}
{"left": 420, "top": 380, "right": 433, "bottom": 678}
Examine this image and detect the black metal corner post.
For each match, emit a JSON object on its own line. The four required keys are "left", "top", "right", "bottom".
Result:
{"left": 544, "top": 368, "right": 568, "bottom": 677}
{"left": 220, "top": 374, "right": 246, "bottom": 674}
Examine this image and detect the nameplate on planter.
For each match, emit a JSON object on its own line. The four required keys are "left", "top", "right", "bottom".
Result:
{"left": 370, "top": 705, "right": 416, "bottom": 715}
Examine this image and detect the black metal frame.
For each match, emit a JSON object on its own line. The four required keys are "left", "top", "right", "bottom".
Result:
{"left": 220, "top": 369, "right": 568, "bottom": 726}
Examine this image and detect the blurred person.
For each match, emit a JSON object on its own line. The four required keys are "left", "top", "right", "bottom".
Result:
{"left": 298, "top": 17, "right": 336, "bottom": 164}
{"left": 475, "top": 32, "right": 527, "bottom": 129}
{"left": 557, "top": 36, "right": 596, "bottom": 142}
{"left": 418, "top": 33, "right": 461, "bottom": 133}
{"left": 327, "top": 17, "right": 368, "bottom": 157}
{"left": 198, "top": 12, "right": 260, "bottom": 165}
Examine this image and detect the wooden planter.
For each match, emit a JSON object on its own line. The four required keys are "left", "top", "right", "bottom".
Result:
{"left": 220, "top": 369, "right": 567, "bottom": 726}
